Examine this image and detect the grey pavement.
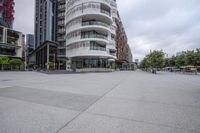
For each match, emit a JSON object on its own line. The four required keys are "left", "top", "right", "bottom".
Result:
{"left": 0, "top": 71, "right": 200, "bottom": 133}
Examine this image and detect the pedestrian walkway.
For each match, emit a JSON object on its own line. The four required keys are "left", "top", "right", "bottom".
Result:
{"left": 0, "top": 71, "right": 200, "bottom": 133}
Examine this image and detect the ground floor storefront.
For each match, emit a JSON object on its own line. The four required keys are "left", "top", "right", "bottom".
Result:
{"left": 71, "top": 57, "right": 115, "bottom": 70}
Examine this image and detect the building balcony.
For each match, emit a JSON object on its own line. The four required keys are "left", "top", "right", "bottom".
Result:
{"left": 81, "top": 34, "right": 107, "bottom": 40}
{"left": 58, "top": 46, "right": 66, "bottom": 50}
{"left": 100, "top": 9, "right": 111, "bottom": 16}
{"left": 65, "top": 6, "right": 112, "bottom": 25}
{"left": 66, "top": 47, "right": 116, "bottom": 59}
{"left": 58, "top": 12, "right": 65, "bottom": 18}
{"left": 58, "top": 4, "right": 65, "bottom": 11}
{"left": 57, "top": 0, "right": 65, "bottom": 3}
{"left": 58, "top": 20, "right": 65, "bottom": 26}
{"left": 57, "top": 54, "right": 66, "bottom": 58}
{"left": 57, "top": 37, "right": 65, "bottom": 42}
{"left": 82, "top": 21, "right": 110, "bottom": 28}
{"left": 66, "top": 0, "right": 111, "bottom": 10}
{"left": 58, "top": 28, "right": 65, "bottom": 34}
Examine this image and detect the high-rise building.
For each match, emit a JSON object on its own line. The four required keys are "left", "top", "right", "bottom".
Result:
{"left": 26, "top": 34, "right": 34, "bottom": 53}
{"left": 0, "top": 0, "right": 14, "bottom": 28}
{"left": 34, "top": 0, "right": 130, "bottom": 70}
{"left": 34, "top": 0, "right": 66, "bottom": 68}
{"left": 34, "top": 0, "right": 57, "bottom": 49}
{"left": 57, "top": 0, "right": 66, "bottom": 68}
{"left": 65, "top": 0, "right": 119, "bottom": 69}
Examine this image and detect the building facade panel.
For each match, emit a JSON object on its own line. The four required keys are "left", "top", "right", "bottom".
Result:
{"left": 0, "top": 25, "right": 23, "bottom": 58}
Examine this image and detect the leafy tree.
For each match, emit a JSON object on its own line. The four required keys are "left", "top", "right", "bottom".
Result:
{"left": 140, "top": 48, "right": 200, "bottom": 73}
{"left": 164, "top": 58, "right": 170, "bottom": 67}
{"left": 148, "top": 50, "right": 165, "bottom": 69}
{"left": 175, "top": 54, "right": 186, "bottom": 68}
{"left": 184, "top": 50, "right": 195, "bottom": 66}
{"left": 193, "top": 48, "right": 200, "bottom": 66}
{"left": 139, "top": 57, "right": 150, "bottom": 70}
{"left": 169, "top": 56, "right": 176, "bottom": 67}
{"left": 0, "top": 56, "right": 9, "bottom": 71}
{"left": 9, "top": 59, "right": 23, "bottom": 70}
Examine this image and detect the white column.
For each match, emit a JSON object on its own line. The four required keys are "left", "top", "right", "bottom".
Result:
{"left": 3, "top": 27, "right": 6, "bottom": 43}
{"left": 47, "top": 44, "right": 49, "bottom": 70}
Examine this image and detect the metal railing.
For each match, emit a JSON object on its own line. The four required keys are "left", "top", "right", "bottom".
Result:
{"left": 100, "top": 9, "right": 111, "bottom": 16}
{"left": 82, "top": 21, "right": 109, "bottom": 28}
{"left": 81, "top": 34, "right": 107, "bottom": 40}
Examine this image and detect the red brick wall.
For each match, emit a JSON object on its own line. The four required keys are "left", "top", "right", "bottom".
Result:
{"left": 116, "top": 20, "right": 129, "bottom": 63}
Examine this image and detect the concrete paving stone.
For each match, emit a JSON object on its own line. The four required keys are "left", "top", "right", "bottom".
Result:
{"left": 106, "top": 85, "right": 200, "bottom": 108}
{"left": 58, "top": 113, "right": 172, "bottom": 133}
{"left": 0, "top": 85, "right": 11, "bottom": 89}
{"left": 106, "top": 72, "right": 200, "bottom": 107}
{"left": 21, "top": 72, "right": 128, "bottom": 96}
{"left": 171, "top": 128, "right": 199, "bottom": 133}
{"left": 87, "top": 97, "right": 200, "bottom": 132}
{"left": 0, "top": 86, "right": 100, "bottom": 111}
{"left": 0, "top": 96, "right": 79, "bottom": 133}
{"left": 0, "top": 71, "right": 200, "bottom": 133}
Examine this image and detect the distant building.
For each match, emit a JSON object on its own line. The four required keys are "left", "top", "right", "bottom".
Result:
{"left": 127, "top": 45, "right": 133, "bottom": 63}
{"left": 0, "top": 0, "right": 14, "bottom": 28}
{"left": 135, "top": 59, "right": 139, "bottom": 64}
{"left": 34, "top": 0, "right": 57, "bottom": 49}
{"left": 26, "top": 34, "right": 34, "bottom": 53}
{"left": 0, "top": 25, "right": 23, "bottom": 58}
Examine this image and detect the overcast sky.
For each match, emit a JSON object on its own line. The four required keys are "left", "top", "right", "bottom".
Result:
{"left": 14, "top": 0, "right": 200, "bottom": 60}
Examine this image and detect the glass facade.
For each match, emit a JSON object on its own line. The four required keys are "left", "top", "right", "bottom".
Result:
{"left": 90, "top": 41, "right": 106, "bottom": 51}
{"left": 72, "top": 58, "right": 109, "bottom": 69}
{"left": 81, "top": 30, "right": 107, "bottom": 39}
{"left": 0, "top": 47, "right": 15, "bottom": 55}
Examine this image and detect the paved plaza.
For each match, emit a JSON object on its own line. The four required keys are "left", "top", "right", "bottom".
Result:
{"left": 0, "top": 71, "right": 200, "bottom": 133}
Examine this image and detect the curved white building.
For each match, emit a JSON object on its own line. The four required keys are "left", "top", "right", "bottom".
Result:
{"left": 65, "top": 0, "right": 119, "bottom": 69}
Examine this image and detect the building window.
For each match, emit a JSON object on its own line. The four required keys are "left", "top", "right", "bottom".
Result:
{"left": 90, "top": 41, "right": 106, "bottom": 51}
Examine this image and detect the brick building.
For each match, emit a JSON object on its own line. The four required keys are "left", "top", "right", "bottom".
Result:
{"left": 116, "top": 17, "right": 129, "bottom": 66}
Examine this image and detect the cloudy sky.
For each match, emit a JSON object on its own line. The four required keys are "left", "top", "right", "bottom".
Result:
{"left": 14, "top": 0, "right": 200, "bottom": 60}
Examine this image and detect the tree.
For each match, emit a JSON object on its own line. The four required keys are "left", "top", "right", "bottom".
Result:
{"left": 184, "top": 50, "right": 193, "bottom": 66}
{"left": 169, "top": 56, "right": 176, "bottom": 67}
{"left": 148, "top": 50, "right": 165, "bottom": 73}
{"left": 139, "top": 57, "right": 150, "bottom": 70}
{"left": 193, "top": 48, "right": 200, "bottom": 66}
{"left": 139, "top": 50, "right": 164, "bottom": 74}
{"left": 9, "top": 59, "right": 23, "bottom": 70}
{"left": 164, "top": 58, "right": 170, "bottom": 67}
{"left": 0, "top": 56, "right": 9, "bottom": 71}
{"left": 175, "top": 54, "right": 186, "bottom": 68}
